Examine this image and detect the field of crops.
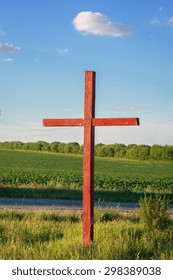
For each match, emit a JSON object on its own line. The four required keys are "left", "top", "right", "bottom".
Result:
{"left": 0, "top": 150, "right": 173, "bottom": 196}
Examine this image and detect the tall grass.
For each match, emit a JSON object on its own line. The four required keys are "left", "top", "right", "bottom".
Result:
{"left": 0, "top": 209, "right": 172, "bottom": 260}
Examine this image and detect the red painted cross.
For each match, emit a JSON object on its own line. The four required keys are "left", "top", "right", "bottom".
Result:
{"left": 43, "top": 71, "right": 140, "bottom": 246}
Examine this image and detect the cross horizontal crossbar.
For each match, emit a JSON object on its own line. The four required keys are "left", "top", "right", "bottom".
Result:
{"left": 43, "top": 118, "right": 84, "bottom": 126}
{"left": 43, "top": 117, "right": 139, "bottom": 127}
{"left": 92, "top": 118, "right": 140, "bottom": 126}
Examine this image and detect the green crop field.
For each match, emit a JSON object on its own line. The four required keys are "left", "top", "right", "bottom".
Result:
{"left": 0, "top": 149, "right": 173, "bottom": 202}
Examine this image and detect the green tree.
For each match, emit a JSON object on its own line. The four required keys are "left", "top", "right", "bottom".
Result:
{"left": 137, "top": 145, "right": 150, "bottom": 160}
{"left": 41, "top": 142, "right": 51, "bottom": 152}
{"left": 125, "top": 144, "right": 138, "bottom": 159}
{"left": 78, "top": 145, "right": 83, "bottom": 155}
{"left": 95, "top": 143, "right": 104, "bottom": 157}
{"left": 150, "top": 145, "right": 163, "bottom": 160}
{"left": 58, "top": 143, "right": 66, "bottom": 153}
{"left": 95, "top": 144, "right": 114, "bottom": 157}
{"left": 113, "top": 143, "right": 126, "bottom": 159}
{"left": 64, "top": 142, "right": 80, "bottom": 154}
{"left": 50, "top": 142, "right": 60, "bottom": 153}
{"left": 162, "top": 145, "right": 173, "bottom": 160}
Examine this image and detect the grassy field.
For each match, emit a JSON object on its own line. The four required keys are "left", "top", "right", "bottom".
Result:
{"left": 0, "top": 150, "right": 173, "bottom": 260}
{"left": 0, "top": 149, "right": 173, "bottom": 202}
{"left": 0, "top": 209, "right": 172, "bottom": 260}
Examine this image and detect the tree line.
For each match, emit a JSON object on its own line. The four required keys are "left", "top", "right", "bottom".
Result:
{"left": 0, "top": 141, "right": 173, "bottom": 161}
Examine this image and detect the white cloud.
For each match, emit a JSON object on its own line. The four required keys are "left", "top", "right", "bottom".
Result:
{"left": 168, "top": 16, "right": 173, "bottom": 26}
{"left": 56, "top": 48, "right": 69, "bottom": 54}
{"left": 73, "top": 11, "right": 134, "bottom": 37}
{"left": 0, "top": 26, "right": 7, "bottom": 36}
{"left": 0, "top": 31, "right": 7, "bottom": 36}
{"left": 149, "top": 15, "right": 173, "bottom": 27}
{"left": 3, "top": 57, "right": 13, "bottom": 63}
{"left": 0, "top": 43, "right": 21, "bottom": 54}
{"left": 150, "top": 18, "right": 161, "bottom": 25}
{"left": 149, "top": 16, "right": 173, "bottom": 27}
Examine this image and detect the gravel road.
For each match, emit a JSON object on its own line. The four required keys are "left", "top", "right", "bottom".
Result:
{"left": 0, "top": 198, "right": 173, "bottom": 213}
{"left": 0, "top": 198, "right": 139, "bottom": 211}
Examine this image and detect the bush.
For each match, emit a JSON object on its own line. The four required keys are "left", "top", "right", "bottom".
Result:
{"left": 100, "top": 212, "right": 119, "bottom": 222}
{"left": 138, "top": 194, "right": 170, "bottom": 231}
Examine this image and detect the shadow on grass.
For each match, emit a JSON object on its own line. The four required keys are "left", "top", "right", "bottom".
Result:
{"left": 0, "top": 187, "right": 173, "bottom": 203}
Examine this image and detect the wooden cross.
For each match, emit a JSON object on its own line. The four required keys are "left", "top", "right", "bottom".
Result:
{"left": 43, "top": 71, "right": 140, "bottom": 246}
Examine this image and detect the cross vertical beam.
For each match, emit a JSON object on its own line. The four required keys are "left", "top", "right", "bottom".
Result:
{"left": 83, "top": 71, "right": 96, "bottom": 246}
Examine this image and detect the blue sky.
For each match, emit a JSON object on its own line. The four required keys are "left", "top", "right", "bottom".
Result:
{"left": 0, "top": 0, "right": 173, "bottom": 145}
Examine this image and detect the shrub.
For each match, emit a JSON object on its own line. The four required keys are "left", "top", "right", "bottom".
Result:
{"left": 138, "top": 194, "right": 170, "bottom": 231}
{"left": 100, "top": 211, "right": 121, "bottom": 222}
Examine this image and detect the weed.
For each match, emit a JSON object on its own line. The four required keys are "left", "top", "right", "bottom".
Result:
{"left": 138, "top": 194, "right": 171, "bottom": 230}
